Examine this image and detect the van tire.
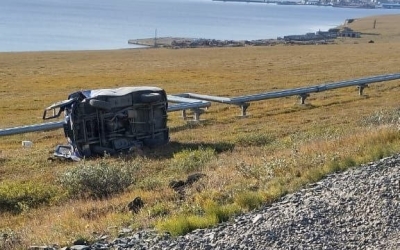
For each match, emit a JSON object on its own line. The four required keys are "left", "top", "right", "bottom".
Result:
{"left": 141, "top": 93, "right": 161, "bottom": 103}
{"left": 89, "top": 99, "right": 111, "bottom": 110}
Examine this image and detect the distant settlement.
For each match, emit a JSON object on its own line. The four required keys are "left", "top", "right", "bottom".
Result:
{"left": 212, "top": 0, "right": 400, "bottom": 9}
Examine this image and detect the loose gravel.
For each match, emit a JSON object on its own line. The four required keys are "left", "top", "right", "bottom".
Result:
{"left": 40, "top": 154, "right": 400, "bottom": 250}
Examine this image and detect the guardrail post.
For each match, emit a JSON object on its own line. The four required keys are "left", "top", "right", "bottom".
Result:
{"left": 239, "top": 103, "right": 250, "bottom": 117}
{"left": 192, "top": 108, "right": 205, "bottom": 121}
{"left": 357, "top": 84, "right": 368, "bottom": 96}
{"left": 181, "top": 110, "right": 187, "bottom": 120}
{"left": 299, "top": 93, "right": 310, "bottom": 105}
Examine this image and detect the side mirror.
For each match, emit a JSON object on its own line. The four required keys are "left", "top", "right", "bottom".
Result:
{"left": 43, "top": 99, "right": 76, "bottom": 120}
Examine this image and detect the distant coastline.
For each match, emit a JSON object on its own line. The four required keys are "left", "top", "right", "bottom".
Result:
{"left": 128, "top": 13, "right": 389, "bottom": 49}
{"left": 212, "top": 0, "right": 399, "bottom": 9}
{"left": 128, "top": 30, "right": 338, "bottom": 49}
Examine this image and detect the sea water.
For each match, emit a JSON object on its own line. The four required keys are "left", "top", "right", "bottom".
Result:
{"left": 1, "top": 0, "right": 400, "bottom": 52}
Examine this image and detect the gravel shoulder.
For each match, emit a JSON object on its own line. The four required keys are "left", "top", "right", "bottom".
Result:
{"left": 64, "top": 153, "right": 400, "bottom": 250}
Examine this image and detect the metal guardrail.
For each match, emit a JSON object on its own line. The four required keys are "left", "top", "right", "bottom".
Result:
{"left": 180, "top": 73, "right": 400, "bottom": 116}
{"left": 0, "top": 121, "right": 65, "bottom": 137}
{"left": 167, "top": 95, "right": 211, "bottom": 120}
{"left": 0, "top": 97, "right": 211, "bottom": 137}
{"left": 0, "top": 73, "right": 399, "bottom": 136}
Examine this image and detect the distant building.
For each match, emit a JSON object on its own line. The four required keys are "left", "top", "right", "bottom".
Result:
{"left": 305, "top": 0, "right": 321, "bottom": 5}
{"left": 381, "top": 3, "right": 400, "bottom": 8}
{"left": 338, "top": 27, "right": 361, "bottom": 38}
{"left": 283, "top": 30, "right": 337, "bottom": 41}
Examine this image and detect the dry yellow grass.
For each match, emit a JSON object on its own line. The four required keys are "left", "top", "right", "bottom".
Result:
{"left": 339, "top": 14, "right": 400, "bottom": 43}
{"left": 1, "top": 14, "right": 400, "bottom": 248}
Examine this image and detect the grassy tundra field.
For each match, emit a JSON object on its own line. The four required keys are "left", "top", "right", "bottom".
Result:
{"left": 1, "top": 14, "right": 400, "bottom": 248}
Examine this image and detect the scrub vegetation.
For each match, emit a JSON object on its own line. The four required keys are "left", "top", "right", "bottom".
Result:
{"left": 1, "top": 14, "right": 400, "bottom": 248}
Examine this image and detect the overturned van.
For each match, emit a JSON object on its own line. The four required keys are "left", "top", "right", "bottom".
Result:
{"left": 43, "top": 86, "right": 169, "bottom": 160}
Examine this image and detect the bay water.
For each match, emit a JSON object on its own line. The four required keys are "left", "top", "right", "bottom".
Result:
{"left": 2, "top": 0, "right": 400, "bottom": 52}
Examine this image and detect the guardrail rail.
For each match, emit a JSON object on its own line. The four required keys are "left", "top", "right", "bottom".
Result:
{"left": 0, "top": 73, "right": 399, "bottom": 137}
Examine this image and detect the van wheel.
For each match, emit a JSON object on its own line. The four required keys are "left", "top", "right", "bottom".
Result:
{"left": 141, "top": 93, "right": 161, "bottom": 103}
{"left": 89, "top": 99, "right": 111, "bottom": 110}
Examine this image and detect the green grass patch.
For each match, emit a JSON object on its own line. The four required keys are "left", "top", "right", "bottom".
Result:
{"left": 156, "top": 214, "right": 217, "bottom": 236}
{"left": 202, "top": 200, "right": 241, "bottom": 223}
{"left": 234, "top": 133, "right": 275, "bottom": 147}
{"left": 156, "top": 200, "right": 240, "bottom": 236}
{"left": 58, "top": 158, "right": 139, "bottom": 199}
{"left": 148, "top": 202, "right": 170, "bottom": 218}
{"left": 0, "top": 181, "right": 64, "bottom": 214}
{"left": 169, "top": 147, "right": 215, "bottom": 173}
{"left": 234, "top": 191, "right": 264, "bottom": 211}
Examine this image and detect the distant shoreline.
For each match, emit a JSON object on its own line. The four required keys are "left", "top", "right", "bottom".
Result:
{"left": 128, "top": 37, "right": 284, "bottom": 48}
{"left": 128, "top": 37, "right": 189, "bottom": 47}
{"left": 127, "top": 36, "right": 334, "bottom": 49}
{"left": 127, "top": 14, "right": 400, "bottom": 49}
{"left": 127, "top": 18, "right": 344, "bottom": 49}
{"left": 212, "top": 0, "right": 399, "bottom": 9}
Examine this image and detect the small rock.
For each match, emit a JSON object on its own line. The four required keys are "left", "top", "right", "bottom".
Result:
{"left": 252, "top": 214, "right": 264, "bottom": 224}
{"left": 127, "top": 197, "right": 144, "bottom": 213}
